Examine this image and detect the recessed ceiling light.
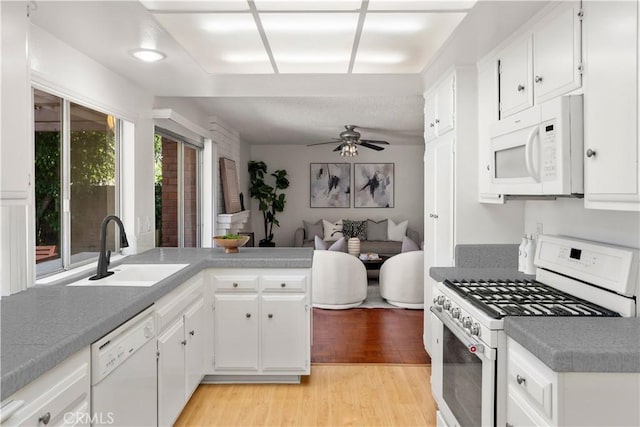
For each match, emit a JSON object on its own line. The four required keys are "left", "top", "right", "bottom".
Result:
{"left": 130, "top": 49, "right": 166, "bottom": 63}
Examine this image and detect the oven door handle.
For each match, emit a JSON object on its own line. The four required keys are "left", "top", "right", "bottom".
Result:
{"left": 430, "top": 306, "right": 494, "bottom": 360}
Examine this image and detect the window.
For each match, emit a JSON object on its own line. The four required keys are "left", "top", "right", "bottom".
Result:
{"left": 34, "top": 88, "right": 121, "bottom": 276}
{"left": 154, "top": 132, "right": 201, "bottom": 248}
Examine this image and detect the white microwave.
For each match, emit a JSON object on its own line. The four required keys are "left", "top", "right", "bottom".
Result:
{"left": 488, "top": 95, "right": 584, "bottom": 196}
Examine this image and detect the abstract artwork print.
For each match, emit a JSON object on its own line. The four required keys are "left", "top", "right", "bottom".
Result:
{"left": 354, "top": 163, "right": 394, "bottom": 208}
{"left": 310, "top": 163, "right": 351, "bottom": 208}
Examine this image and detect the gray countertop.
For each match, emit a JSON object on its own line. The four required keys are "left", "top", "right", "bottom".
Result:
{"left": 429, "top": 266, "right": 639, "bottom": 373}
{"left": 0, "top": 247, "right": 313, "bottom": 400}
{"left": 505, "top": 317, "right": 640, "bottom": 373}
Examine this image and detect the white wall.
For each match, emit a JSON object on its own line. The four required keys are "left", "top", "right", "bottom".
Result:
{"left": 249, "top": 144, "right": 424, "bottom": 247}
{"left": 525, "top": 199, "right": 640, "bottom": 248}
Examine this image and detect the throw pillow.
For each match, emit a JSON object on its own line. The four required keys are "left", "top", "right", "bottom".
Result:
{"left": 315, "top": 235, "right": 345, "bottom": 252}
{"left": 322, "top": 219, "right": 343, "bottom": 241}
{"left": 388, "top": 219, "right": 408, "bottom": 242}
{"left": 342, "top": 219, "right": 367, "bottom": 240}
{"left": 366, "top": 219, "right": 388, "bottom": 241}
{"left": 401, "top": 236, "right": 420, "bottom": 252}
{"left": 303, "top": 220, "right": 323, "bottom": 240}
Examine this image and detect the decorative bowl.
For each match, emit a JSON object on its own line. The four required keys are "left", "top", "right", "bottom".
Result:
{"left": 213, "top": 235, "right": 250, "bottom": 253}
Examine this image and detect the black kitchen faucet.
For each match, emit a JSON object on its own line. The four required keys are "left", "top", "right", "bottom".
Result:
{"left": 89, "top": 215, "right": 129, "bottom": 280}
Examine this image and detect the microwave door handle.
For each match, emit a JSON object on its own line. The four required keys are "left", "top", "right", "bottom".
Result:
{"left": 525, "top": 126, "right": 540, "bottom": 182}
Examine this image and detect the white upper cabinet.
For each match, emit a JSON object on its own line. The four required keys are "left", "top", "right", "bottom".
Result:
{"left": 498, "top": 36, "right": 534, "bottom": 118}
{"left": 583, "top": 0, "right": 639, "bottom": 210}
{"left": 498, "top": 1, "right": 582, "bottom": 119}
{"left": 533, "top": 2, "right": 583, "bottom": 104}
{"left": 425, "top": 74, "right": 455, "bottom": 142}
{"left": 1, "top": 2, "right": 32, "bottom": 201}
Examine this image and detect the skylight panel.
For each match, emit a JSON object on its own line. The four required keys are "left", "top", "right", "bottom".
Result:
{"left": 260, "top": 13, "right": 359, "bottom": 73}
{"left": 254, "top": 0, "right": 362, "bottom": 11}
{"left": 353, "top": 12, "right": 466, "bottom": 73}
{"left": 153, "top": 13, "right": 272, "bottom": 73}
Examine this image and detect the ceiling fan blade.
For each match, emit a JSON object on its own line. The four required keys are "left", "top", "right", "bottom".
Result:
{"left": 307, "top": 139, "right": 342, "bottom": 146}
{"left": 359, "top": 139, "right": 390, "bottom": 145}
{"left": 333, "top": 142, "right": 347, "bottom": 152}
{"left": 359, "top": 141, "right": 385, "bottom": 151}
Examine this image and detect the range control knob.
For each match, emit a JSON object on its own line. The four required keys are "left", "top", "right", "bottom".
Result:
{"left": 443, "top": 299, "right": 451, "bottom": 310}
{"left": 461, "top": 316, "right": 472, "bottom": 329}
{"left": 450, "top": 307, "right": 461, "bottom": 319}
{"left": 435, "top": 296, "right": 445, "bottom": 306}
{"left": 470, "top": 323, "right": 481, "bottom": 336}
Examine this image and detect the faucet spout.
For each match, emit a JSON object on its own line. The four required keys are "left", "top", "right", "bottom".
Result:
{"left": 89, "top": 215, "right": 129, "bottom": 281}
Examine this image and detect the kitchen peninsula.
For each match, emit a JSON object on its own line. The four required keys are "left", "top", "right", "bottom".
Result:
{"left": 1, "top": 247, "right": 313, "bottom": 425}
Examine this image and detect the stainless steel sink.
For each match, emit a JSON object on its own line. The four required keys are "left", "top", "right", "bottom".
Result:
{"left": 68, "top": 264, "right": 188, "bottom": 287}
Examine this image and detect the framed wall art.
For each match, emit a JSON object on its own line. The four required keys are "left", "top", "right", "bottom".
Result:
{"left": 354, "top": 163, "right": 394, "bottom": 208}
{"left": 310, "top": 163, "right": 351, "bottom": 208}
{"left": 219, "top": 157, "right": 242, "bottom": 213}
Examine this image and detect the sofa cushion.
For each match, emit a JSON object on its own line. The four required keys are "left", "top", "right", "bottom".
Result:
{"left": 366, "top": 219, "right": 388, "bottom": 240}
{"left": 323, "top": 219, "right": 344, "bottom": 241}
{"left": 388, "top": 219, "right": 408, "bottom": 242}
{"left": 315, "top": 235, "right": 345, "bottom": 251}
{"left": 342, "top": 219, "right": 367, "bottom": 240}
{"left": 303, "top": 219, "right": 323, "bottom": 240}
{"left": 401, "top": 235, "right": 420, "bottom": 252}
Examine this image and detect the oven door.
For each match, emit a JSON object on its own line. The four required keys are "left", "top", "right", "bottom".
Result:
{"left": 430, "top": 306, "right": 496, "bottom": 427}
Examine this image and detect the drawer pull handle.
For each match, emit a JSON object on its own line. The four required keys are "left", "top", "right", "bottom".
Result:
{"left": 39, "top": 412, "right": 51, "bottom": 425}
{"left": 246, "top": 313, "right": 251, "bottom": 318}
{"left": 517, "top": 84, "right": 525, "bottom": 92}
{"left": 189, "top": 330, "right": 195, "bottom": 336}
{"left": 534, "top": 75, "right": 543, "bottom": 83}
{"left": 268, "top": 313, "right": 273, "bottom": 319}
{"left": 281, "top": 283, "right": 286, "bottom": 288}
{"left": 506, "top": 423, "right": 514, "bottom": 427}
{"left": 516, "top": 374, "right": 526, "bottom": 385}
{"left": 232, "top": 282, "right": 238, "bottom": 288}
{"left": 586, "top": 148, "right": 597, "bottom": 158}
{"left": 181, "top": 340, "right": 187, "bottom": 346}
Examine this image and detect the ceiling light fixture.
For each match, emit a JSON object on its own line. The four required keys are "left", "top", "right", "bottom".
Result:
{"left": 130, "top": 49, "right": 166, "bottom": 63}
{"left": 340, "top": 142, "right": 358, "bottom": 157}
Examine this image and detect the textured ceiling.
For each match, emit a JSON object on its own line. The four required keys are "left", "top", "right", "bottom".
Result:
{"left": 190, "top": 95, "right": 425, "bottom": 145}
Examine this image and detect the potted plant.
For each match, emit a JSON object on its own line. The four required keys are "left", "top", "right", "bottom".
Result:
{"left": 248, "top": 160, "right": 290, "bottom": 247}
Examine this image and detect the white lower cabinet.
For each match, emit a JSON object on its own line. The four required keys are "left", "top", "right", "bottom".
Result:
{"left": 155, "top": 272, "right": 206, "bottom": 426}
{"left": 506, "top": 337, "right": 640, "bottom": 426}
{"left": 213, "top": 294, "right": 259, "bottom": 371}
{"left": 210, "top": 269, "right": 311, "bottom": 380}
{"left": 1, "top": 348, "right": 90, "bottom": 427}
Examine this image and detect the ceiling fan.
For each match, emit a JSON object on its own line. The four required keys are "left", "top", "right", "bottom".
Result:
{"left": 306, "top": 125, "right": 390, "bottom": 156}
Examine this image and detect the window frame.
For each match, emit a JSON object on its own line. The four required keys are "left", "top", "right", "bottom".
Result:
{"left": 34, "top": 88, "right": 123, "bottom": 277}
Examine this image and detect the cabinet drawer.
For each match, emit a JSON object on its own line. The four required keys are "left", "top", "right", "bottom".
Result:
{"left": 261, "top": 275, "right": 306, "bottom": 292}
{"left": 508, "top": 341, "right": 554, "bottom": 419}
{"left": 2, "top": 348, "right": 90, "bottom": 427}
{"left": 213, "top": 275, "right": 259, "bottom": 292}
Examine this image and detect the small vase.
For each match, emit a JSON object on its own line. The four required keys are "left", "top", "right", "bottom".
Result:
{"left": 347, "top": 237, "right": 360, "bottom": 256}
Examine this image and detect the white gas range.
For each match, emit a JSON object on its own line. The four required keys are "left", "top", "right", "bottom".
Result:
{"left": 429, "top": 235, "right": 639, "bottom": 427}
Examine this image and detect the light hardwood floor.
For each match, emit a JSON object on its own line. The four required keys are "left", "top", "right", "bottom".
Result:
{"left": 175, "top": 364, "right": 437, "bottom": 427}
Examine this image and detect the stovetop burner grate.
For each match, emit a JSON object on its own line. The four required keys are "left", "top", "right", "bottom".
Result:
{"left": 443, "top": 279, "right": 621, "bottom": 319}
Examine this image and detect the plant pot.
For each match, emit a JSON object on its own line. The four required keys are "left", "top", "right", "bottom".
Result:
{"left": 258, "top": 240, "right": 276, "bottom": 248}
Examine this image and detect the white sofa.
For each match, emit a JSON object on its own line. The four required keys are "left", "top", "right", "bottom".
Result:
{"left": 379, "top": 251, "right": 425, "bottom": 309}
{"left": 312, "top": 250, "right": 368, "bottom": 309}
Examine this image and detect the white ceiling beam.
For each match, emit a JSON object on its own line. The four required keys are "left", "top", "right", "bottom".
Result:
{"left": 247, "top": 0, "right": 279, "bottom": 73}
{"left": 348, "top": 0, "right": 368, "bottom": 74}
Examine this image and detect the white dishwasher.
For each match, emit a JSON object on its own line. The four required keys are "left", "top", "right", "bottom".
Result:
{"left": 91, "top": 306, "right": 157, "bottom": 426}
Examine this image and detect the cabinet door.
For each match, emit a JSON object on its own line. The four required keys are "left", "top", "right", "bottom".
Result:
{"left": 436, "top": 74, "right": 455, "bottom": 135}
{"left": 213, "top": 294, "right": 259, "bottom": 371}
{"left": 499, "top": 35, "right": 534, "bottom": 118}
{"left": 184, "top": 298, "right": 206, "bottom": 398}
{"left": 533, "top": 2, "right": 582, "bottom": 104}
{"left": 424, "top": 137, "right": 454, "bottom": 354}
{"left": 424, "top": 94, "right": 438, "bottom": 142}
{"left": 1, "top": 2, "right": 31, "bottom": 200}
{"left": 261, "top": 294, "right": 309, "bottom": 371}
{"left": 584, "top": 0, "right": 639, "bottom": 208}
{"left": 157, "top": 318, "right": 186, "bottom": 427}
{"left": 506, "top": 391, "right": 549, "bottom": 427}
